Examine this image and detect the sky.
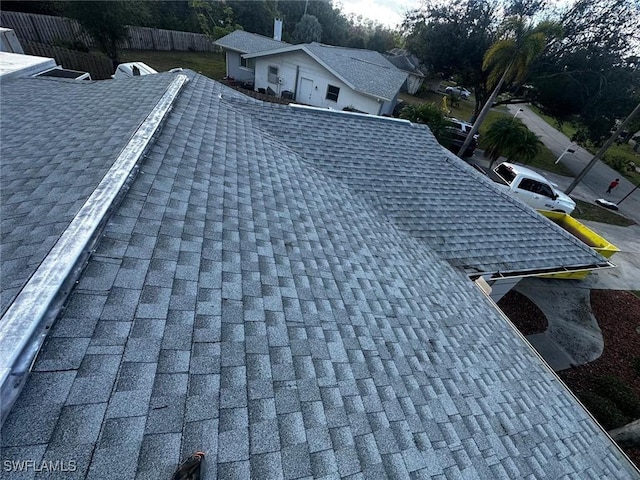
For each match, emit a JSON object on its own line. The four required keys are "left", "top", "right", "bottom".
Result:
{"left": 335, "top": 0, "right": 422, "bottom": 29}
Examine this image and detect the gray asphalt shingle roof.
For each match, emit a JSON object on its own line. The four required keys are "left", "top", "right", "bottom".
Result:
{"left": 1, "top": 73, "right": 638, "bottom": 479}
{"left": 229, "top": 100, "right": 608, "bottom": 275}
{"left": 0, "top": 74, "right": 177, "bottom": 315}
{"left": 214, "top": 29, "right": 290, "bottom": 54}
{"left": 305, "top": 43, "right": 407, "bottom": 101}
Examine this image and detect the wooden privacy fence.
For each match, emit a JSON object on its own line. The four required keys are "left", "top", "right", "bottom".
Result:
{"left": 0, "top": 11, "right": 220, "bottom": 52}
{"left": 23, "top": 41, "right": 114, "bottom": 80}
{"left": 0, "top": 11, "right": 92, "bottom": 46}
{"left": 125, "top": 26, "right": 219, "bottom": 52}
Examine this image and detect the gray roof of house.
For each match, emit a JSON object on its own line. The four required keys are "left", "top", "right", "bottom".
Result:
{"left": 384, "top": 54, "right": 427, "bottom": 77}
{"left": 1, "top": 73, "right": 638, "bottom": 479}
{"left": 0, "top": 74, "right": 177, "bottom": 316}
{"left": 214, "top": 29, "right": 290, "bottom": 54}
{"left": 307, "top": 43, "right": 407, "bottom": 101}
{"left": 229, "top": 100, "right": 608, "bottom": 275}
{"left": 245, "top": 42, "right": 408, "bottom": 101}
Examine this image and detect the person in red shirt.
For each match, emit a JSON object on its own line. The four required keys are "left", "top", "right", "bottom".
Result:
{"left": 606, "top": 178, "right": 620, "bottom": 194}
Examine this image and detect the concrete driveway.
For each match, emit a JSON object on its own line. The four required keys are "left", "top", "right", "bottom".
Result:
{"left": 506, "top": 104, "right": 640, "bottom": 225}
{"left": 467, "top": 108, "right": 640, "bottom": 370}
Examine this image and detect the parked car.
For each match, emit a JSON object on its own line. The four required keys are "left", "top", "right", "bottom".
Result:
{"left": 444, "top": 129, "right": 478, "bottom": 157}
{"left": 445, "top": 86, "right": 471, "bottom": 98}
{"left": 445, "top": 118, "right": 479, "bottom": 140}
{"left": 490, "top": 162, "right": 576, "bottom": 214}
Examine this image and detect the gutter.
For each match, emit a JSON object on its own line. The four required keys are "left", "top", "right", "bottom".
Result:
{"left": 0, "top": 74, "right": 189, "bottom": 426}
{"left": 473, "top": 280, "right": 640, "bottom": 476}
{"left": 468, "top": 260, "right": 616, "bottom": 282}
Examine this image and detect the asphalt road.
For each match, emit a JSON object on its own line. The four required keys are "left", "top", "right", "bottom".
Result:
{"left": 505, "top": 104, "right": 640, "bottom": 224}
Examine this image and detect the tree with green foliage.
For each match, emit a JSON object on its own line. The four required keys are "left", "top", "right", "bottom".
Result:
{"left": 403, "top": 0, "right": 496, "bottom": 109}
{"left": 226, "top": 0, "right": 278, "bottom": 37}
{"left": 61, "top": 1, "right": 149, "bottom": 68}
{"left": 275, "top": 1, "right": 349, "bottom": 46}
{"left": 457, "top": 17, "right": 560, "bottom": 156}
{"left": 142, "top": 1, "right": 203, "bottom": 33}
{"left": 292, "top": 14, "right": 322, "bottom": 43}
{"left": 399, "top": 103, "right": 450, "bottom": 144}
{"left": 366, "top": 25, "right": 396, "bottom": 53}
{"left": 189, "top": 0, "right": 242, "bottom": 39}
{"left": 482, "top": 117, "right": 542, "bottom": 168}
{"left": 528, "top": 0, "right": 640, "bottom": 146}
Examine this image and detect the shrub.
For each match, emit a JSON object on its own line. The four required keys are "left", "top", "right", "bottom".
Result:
{"left": 483, "top": 117, "right": 542, "bottom": 168}
{"left": 399, "top": 103, "right": 450, "bottom": 143}
{"left": 603, "top": 153, "right": 627, "bottom": 172}
{"left": 591, "top": 375, "right": 640, "bottom": 419}
{"left": 579, "top": 392, "right": 631, "bottom": 430}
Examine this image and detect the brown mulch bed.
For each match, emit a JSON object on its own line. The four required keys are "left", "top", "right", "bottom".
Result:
{"left": 501, "top": 289, "right": 640, "bottom": 467}
{"left": 558, "top": 290, "right": 640, "bottom": 466}
{"left": 560, "top": 291, "right": 640, "bottom": 399}
{"left": 497, "top": 290, "right": 548, "bottom": 335}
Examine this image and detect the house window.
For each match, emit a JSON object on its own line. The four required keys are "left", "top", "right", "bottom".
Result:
{"left": 268, "top": 66, "right": 278, "bottom": 84}
{"left": 240, "top": 57, "right": 255, "bottom": 70}
{"left": 326, "top": 84, "right": 340, "bottom": 102}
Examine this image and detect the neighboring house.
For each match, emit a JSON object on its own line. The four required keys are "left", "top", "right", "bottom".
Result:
{"left": 214, "top": 29, "right": 290, "bottom": 83}
{"left": 384, "top": 48, "right": 428, "bottom": 95}
{"left": 216, "top": 30, "right": 408, "bottom": 115}
{"left": 1, "top": 71, "right": 638, "bottom": 479}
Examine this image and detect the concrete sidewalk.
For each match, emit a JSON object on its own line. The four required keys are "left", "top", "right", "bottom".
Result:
{"left": 465, "top": 136, "right": 639, "bottom": 371}
{"left": 505, "top": 104, "right": 640, "bottom": 225}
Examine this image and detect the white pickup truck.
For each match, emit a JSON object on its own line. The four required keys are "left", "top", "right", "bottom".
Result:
{"left": 490, "top": 162, "right": 576, "bottom": 214}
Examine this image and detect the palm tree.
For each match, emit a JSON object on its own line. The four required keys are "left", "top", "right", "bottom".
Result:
{"left": 483, "top": 117, "right": 542, "bottom": 168}
{"left": 457, "top": 17, "right": 562, "bottom": 157}
{"left": 512, "top": 128, "right": 543, "bottom": 165}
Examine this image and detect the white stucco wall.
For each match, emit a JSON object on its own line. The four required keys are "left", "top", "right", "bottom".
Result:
{"left": 224, "top": 51, "right": 255, "bottom": 82}
{"left": 253, "top": 51, "right": 384, "bottom": 115}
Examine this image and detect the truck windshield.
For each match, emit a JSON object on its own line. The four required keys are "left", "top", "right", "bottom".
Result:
{"left": 495, "top": 164, "right": 516, "bottom": 185}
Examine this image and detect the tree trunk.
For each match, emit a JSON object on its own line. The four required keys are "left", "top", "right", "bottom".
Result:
{"left": 457, "top": 61, "right": 513, "bottom": 157}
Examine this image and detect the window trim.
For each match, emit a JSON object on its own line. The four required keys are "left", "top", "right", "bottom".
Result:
{"left": 326, "top": 84, "right": 340, "bottom": 102}
{"left": 268, "top": 65, "right": 278, "bottom": 84}
{"left": 240, "top": 56, "right": 255, "bottom": 70}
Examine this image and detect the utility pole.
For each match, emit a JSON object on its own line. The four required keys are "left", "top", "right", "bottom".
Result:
{"left": 564, "top": 102, "right": 640, "bottom": 194}
{"left": 457, "top": 62, "right": 512, "bottom": 158}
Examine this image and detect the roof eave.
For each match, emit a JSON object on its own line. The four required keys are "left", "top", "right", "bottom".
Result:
{"left": 467, "top": 260, "right": 616, "bottom": 281}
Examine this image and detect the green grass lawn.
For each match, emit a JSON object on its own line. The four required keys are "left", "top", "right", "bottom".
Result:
{"left": 119, "top": 49, "right": 227, "bottom": 80}
{"left": 399, "top": 90, "right": 572, "bottom": 176}
{"left": 529, "top": 105, "right": 579, "bottom": 139}
{"left": 528, "top": 106, "right": 640, "bottom": 186}
{"left": 572, "top": 199, "right": 636, "bottom": 226}
{"left": 602, "top": 143, "right": 640, "bottom": 186}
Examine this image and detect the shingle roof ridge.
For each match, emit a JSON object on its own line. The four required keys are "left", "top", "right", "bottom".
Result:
{"left": 2, "top": 73, "right": 639, "bottom": 479}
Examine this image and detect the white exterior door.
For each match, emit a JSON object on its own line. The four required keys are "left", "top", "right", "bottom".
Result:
{"left": 298, "top": 77, "right": 313, "bottom": 104}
